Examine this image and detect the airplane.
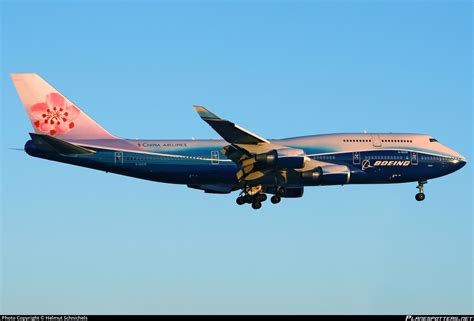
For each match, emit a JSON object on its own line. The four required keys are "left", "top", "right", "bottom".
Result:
{"left": 11, "top": 73, "right": 467, "bottom": 210}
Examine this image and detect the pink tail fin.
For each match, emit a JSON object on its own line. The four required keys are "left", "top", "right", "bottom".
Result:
{"left": 11, "top": 73, "right": 115, "bottom": 140}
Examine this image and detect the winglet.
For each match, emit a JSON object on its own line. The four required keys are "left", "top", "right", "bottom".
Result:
{"left": 193, "top": 105, "right": 220, "bottom": 120}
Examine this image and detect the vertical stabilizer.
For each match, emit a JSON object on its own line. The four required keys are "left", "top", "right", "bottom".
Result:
{"left": 11, "top": 73, "right": 116, "bottom": 140}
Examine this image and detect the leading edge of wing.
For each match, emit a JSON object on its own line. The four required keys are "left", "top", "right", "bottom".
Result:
{"left": 193, "top": 105, "right": 270, "bottom": 145}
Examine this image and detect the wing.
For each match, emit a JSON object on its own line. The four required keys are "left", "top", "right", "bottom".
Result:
{"left": 193, "top": 105, "right": 270, "bottom": 145}
{"left": 193, "top": 106, "right": 317, "bottom": 184}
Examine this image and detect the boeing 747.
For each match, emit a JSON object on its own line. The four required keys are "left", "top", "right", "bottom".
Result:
{"left": 11, "top": 74, "right": 467, "bottom": 209}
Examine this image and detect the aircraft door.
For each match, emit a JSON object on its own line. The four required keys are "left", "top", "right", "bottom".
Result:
{"left": 410, "top": 152, "right": 418, "bottom": 165}
{"left": 211, "top": 151, "right": 219, "bottom": 165}
{"left": 353, "top": 152, "right": 361, "bottom": 165}
{"left": 114, "top": 152, "right": 123, "bottom": 165}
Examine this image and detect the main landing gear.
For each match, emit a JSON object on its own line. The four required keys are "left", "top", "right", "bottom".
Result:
{"left": 236, "top": 186, "right": 285, "bottom": 209}
{"left": 236, "top": 192, "right": 267, "bottom": 209}
{"left": 270, "top": 195, "right": 281, "bottom": 204}
{"left": 236, "top": 185, "right": 268, "bottom": 210}
{"left": 415, "top": 181, "right": 427, "bottom": 202}
{"left": 270, "top": 186, "right": 284, "bottom": 204}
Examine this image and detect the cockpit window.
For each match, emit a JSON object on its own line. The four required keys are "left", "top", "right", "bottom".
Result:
{"left": 429, "top": 138, "right": 438, "bottom": 142}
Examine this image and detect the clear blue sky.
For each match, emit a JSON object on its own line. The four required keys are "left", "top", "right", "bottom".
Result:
{"left": 1, "top": 0, "right": 472, "bottom": 314}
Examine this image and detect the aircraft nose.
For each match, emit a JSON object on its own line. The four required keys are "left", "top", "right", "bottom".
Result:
{"left": 458, "top": 152, "right": 467, "bottom": 167}
{"left": 450, "top": 155, "right": 466, "bottom": 171}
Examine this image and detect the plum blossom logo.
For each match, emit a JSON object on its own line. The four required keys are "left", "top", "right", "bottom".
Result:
{"left": 30, "top": 92, "right": 80, "bottom": 136}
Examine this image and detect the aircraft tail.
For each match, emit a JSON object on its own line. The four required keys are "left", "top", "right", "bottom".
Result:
{"left": 11, "top": 73, "right": 115, "bottom": 140}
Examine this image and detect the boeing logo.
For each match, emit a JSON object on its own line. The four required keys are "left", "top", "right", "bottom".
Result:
{"left": 374, "top": 160, "right": 411, "bottom": 166}
{"left": 362, "top": 160, "right": 411, "bottom": 170}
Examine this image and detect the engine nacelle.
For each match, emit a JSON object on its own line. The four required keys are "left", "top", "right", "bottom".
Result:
{"left": 301, "top": 167, "right": 323, "bottom": 185}
{"left": 277, "top": 156, "right": 305, "bottom": 169}
{"left": 320, "top": 164, "right": 351, "bottom": 185}
{"left": 255, "top": 150, "right": 278, "bottom": 166}
{"left": 255, "top": 150, "right": 305, "bottom": 169}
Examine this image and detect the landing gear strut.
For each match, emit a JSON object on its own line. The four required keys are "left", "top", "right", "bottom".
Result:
{"left": 415, "top": 181, "right": 427, "bottom": 201}
{"left": 270, "top": 186, "right": 284, "bottom": 204}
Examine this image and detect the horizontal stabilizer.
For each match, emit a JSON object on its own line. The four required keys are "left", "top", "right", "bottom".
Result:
{"left": 30, "top": 133, "right": 96, "bottom": 155}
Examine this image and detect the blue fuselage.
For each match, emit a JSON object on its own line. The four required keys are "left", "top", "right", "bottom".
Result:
{"left": 24, "top": 133, "right": 466, "bottom": 192}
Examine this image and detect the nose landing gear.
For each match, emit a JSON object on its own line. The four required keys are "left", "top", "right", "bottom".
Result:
{"left": 415, "top": 181, "right": 427, "bottom": 201}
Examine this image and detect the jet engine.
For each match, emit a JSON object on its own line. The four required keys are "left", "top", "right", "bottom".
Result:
{"left": 255, "top": 150, "right": 278, "bottom": 166}
{"left": 254, "top": 149, "right": 305, "bottom": 169}
{"left": 300, "top": 165, "right": 351, "bottom": 185}
{"left": 301, "top": 167, "right": 323, "bottom": 185}
{"left": 319, "top": 164, "right": 351, "bottom": 185}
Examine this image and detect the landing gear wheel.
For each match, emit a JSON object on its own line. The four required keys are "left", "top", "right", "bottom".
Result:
{"left": 244, "top": 195, "right": 253, "bottom": 204}
{"left": 256, "top": 194, "right": 267, "bottom": 202}
{"left": 252, "top": 201, "right": 262, "bottom": 210}
{"left": 415, "top": 181, "right": 427, "bottom": 202}
{"left": 236, "top": 196, "right": 246, "bottom": 205}
{"left": 415, "top": 193, "right": 425, "bottom": 202}
{"left": 270, "top": 195, "right": 281, "bottom": 204}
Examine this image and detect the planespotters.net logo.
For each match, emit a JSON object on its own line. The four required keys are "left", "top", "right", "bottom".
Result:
{"left": 406, "top": 316, "right": 474, "bottom": 321}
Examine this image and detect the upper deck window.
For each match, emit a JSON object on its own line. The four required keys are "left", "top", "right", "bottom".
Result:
{"left": 429, "top": 138, "right": 438, "bottom": 142}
